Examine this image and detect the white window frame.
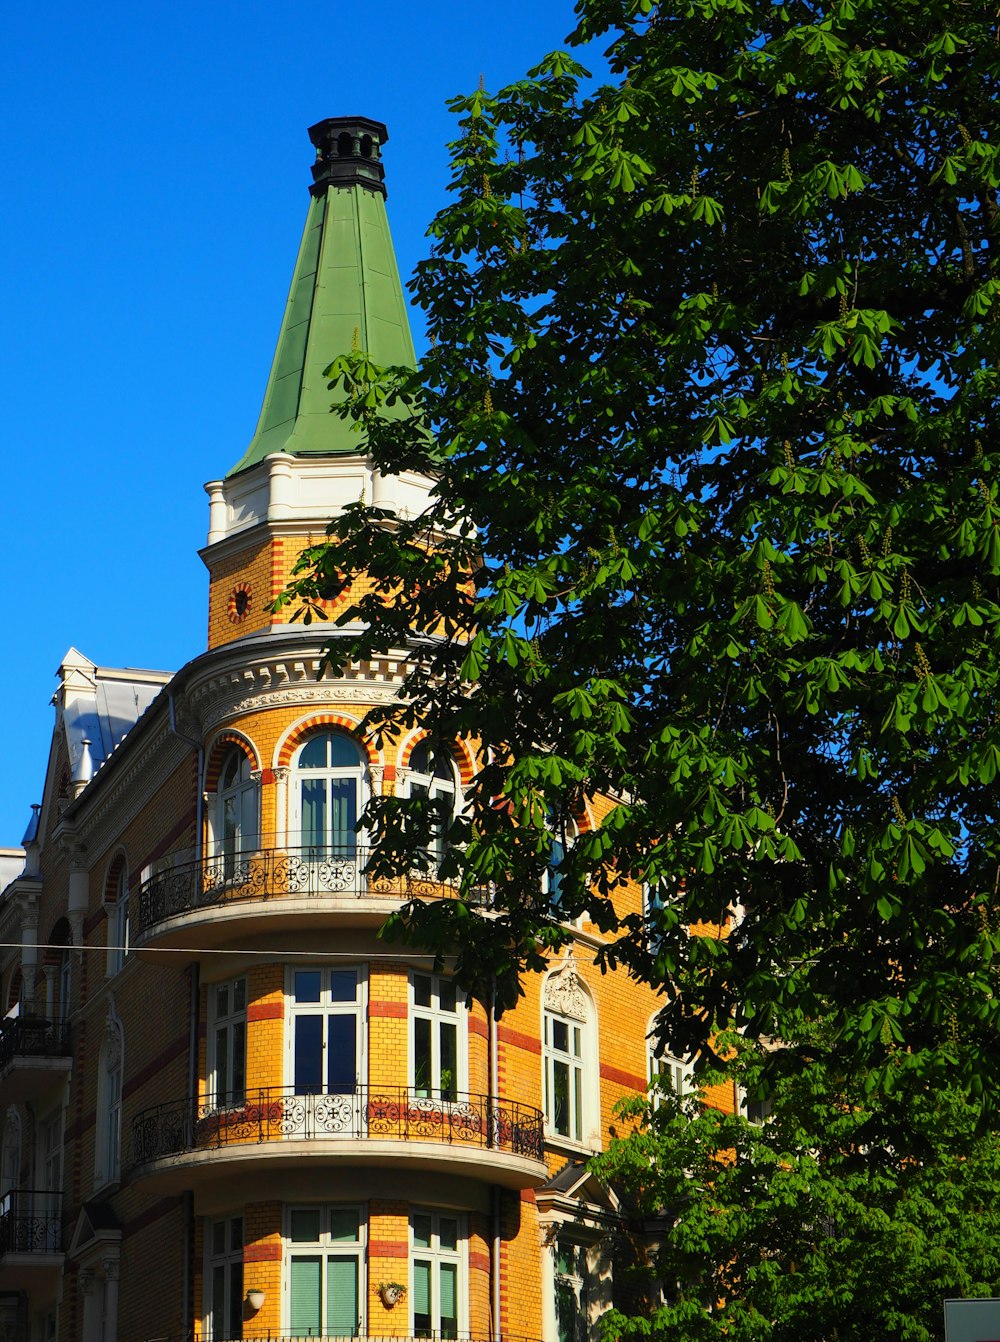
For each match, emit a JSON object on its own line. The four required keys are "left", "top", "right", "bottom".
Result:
{"left": 410, "top": 972, "right": 466, "bottom": 1101}
{"left": 647, "top": 1026, "right": 692, "bottom": 1106}
{"left": 106, "top": 866, "right": 129, "bottom": 977}
{"left": 213, "top": 746, "right": 259, "bottom": 865}
{"left": 285, "top": 965, "right": 365, "bottom": 1097}
{"left": 541, "top": 965, "right": 599, "bottom": 1150}
{"left": 207, "top": 976, "right": 247, "bottom": 1108}
{"left": 284, "top": 1204, "right": 365, "bottom": 1337}
{"left": 290, "top": 731, "right": 369, "bottom": 855}
{"left": 410, "top": 1208, "right": 465, "bottom": 1340}
{"left": 204, "top": 1213, "right": 244, "bottom": 1340}
{"left": 404, "top": 739, "right": 461, "bottom": 870}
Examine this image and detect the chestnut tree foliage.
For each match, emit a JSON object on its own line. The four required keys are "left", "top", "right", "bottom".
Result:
{"left": 275, "top": 0, "right": 1000, "bottom": 1118}
{"left": 596, "top": 1046, "right": 1000, "bottom": 1342}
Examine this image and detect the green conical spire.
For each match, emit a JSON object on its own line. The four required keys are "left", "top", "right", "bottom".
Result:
{"left": 227, "top": 117, "right": 417, "bottom": 478}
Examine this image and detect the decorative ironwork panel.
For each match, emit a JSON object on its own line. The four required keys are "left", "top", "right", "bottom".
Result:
{"left": 129, "top": 1085, "right": 544, "bottom": 1169}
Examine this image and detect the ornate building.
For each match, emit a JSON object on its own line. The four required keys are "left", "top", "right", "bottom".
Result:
{"left": 0, "top": 116, "right": 732, "bottom": 1342}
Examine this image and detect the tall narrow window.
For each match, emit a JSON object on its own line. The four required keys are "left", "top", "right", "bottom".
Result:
{"left": 293, "top": 732, "right": 367, "bottom": 857}
{"left": 648, "top": 1049, "right": 691, "bottom": 1104}
{"left": 407, "top": 740, "right": 459, "bottom": 868}
{"left": 544, "top": 817, "right": 579, "bottom": 922}
{"left": 289, "top": 967, "right": 361, "bottom": 1096}
{"left": 287, "top": 1206, "right": 363, "bottom": 1337}
{"left": 542, "top": 963, "right": 597, "bottom": 1147}
{"left": 411, "top": 973, "right": 464, "bottom": 1102}
{"left": 207, "top": 1214, "right": 244, "bottom": 1340}
{"left": 411, "top": 1210, "right": 463, "bottom": 1340}
{"left": 107, "top": 866, "right": 129, "bottom": 976}
{"left": 555, "top": 1241, "right": 588, "bottom": 1342}
{"left": 216, "top": 748, "right": 258, "bottom": 871}
{"left": 96, "top": 1011, "right": 123, "bottom": 1187}
{"left": 209, "top": 977, "right": 247, "bottom": 1107}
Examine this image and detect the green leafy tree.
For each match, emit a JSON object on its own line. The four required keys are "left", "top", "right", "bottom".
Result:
{"left": 594, "top": 1044, "right": 1000, "bottom": 1342}
{"left": 275, "top": 0, "right": 1000, "bottom": 1115}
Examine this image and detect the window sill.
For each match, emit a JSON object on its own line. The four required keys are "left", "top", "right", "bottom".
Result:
{"left": 544, "top": 1131, "right": 601, "bottom": 1160}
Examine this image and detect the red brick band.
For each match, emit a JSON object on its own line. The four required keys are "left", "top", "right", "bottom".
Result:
{"left": 369, "top": 1001, "right": 407, "bottom": 1018}
{"left": 498, "top": 1025, "right": 542, "bottom": 1056}
{"left": 247, "top": 1002, "right": 283, "bottom": 1022}
{"left": 599, "top": 1062, "right": 647, "bottom": 1091}
{"left": 244, "top": 1243, "right": 282, "bottom": 1262}
{"left": 369, "top": 1240, "right": 408, "bottom": 1259}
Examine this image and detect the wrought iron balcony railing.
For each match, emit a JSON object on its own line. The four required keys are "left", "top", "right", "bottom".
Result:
{"left": 140, "top": 1333, "right": 541, "bottom": 1342}
{"left": 132, "top": 843, "right": 489, "bottom": 941}
{"left": 0, "top": 1016, "right": 71, "bottom": 1071}
{"left": 130, "top": 1085, "right": 544, "bottom": 1170}
{"left": 0, "top": 1189, "right": 62, "bottom": 1255}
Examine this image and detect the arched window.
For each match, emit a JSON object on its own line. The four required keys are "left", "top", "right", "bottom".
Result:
{"left": 215, "top": 747, "right": 258, "bottom": 868}
{"left": 407, "top": 740, "right": 459, "bottom": 869}
{"left": 95, "top": 1009, "right": 123, "bottom": 1187}
{"left": 541, "top": 961, "right": 598, "bottom": 1148}
{"left": 293, "top": 732, "right": 367, "bottom": 857}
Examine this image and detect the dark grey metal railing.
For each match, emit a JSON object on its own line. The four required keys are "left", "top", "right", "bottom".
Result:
{"left": 0, "top": 1016, "right": 71, "bottom": 1071}
{"left": 129, "top": 1085, "right": 544, "bottom": 1170}
{"left": 132, "top": 843, "right": 489, "bottom": 940}
{"left": 0, "top": 1189, "right": 62, "bottom": 1255}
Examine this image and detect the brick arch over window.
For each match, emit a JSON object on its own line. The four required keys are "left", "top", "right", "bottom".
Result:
{"left": 205, "top": 731, "right": 261, "bottom": 792}
{"left": 103, "top": 850, "right": 128, "bottom": 905}
{"left": 399, "top": 733, "right": 475, "bottom": 789}
{"left": 276, "top": 714, "right": 380, "bottom": 770}
{"left": 42, "top": 917, "right": 72, "bottom": 970}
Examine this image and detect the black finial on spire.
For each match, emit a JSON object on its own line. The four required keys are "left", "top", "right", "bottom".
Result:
{"left": 307, "top": 116, "right": 389, "bottom": 198}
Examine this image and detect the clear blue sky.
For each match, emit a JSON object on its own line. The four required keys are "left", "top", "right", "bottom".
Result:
{"left": 0, "top": 0, "right": 600, "bottom": 845}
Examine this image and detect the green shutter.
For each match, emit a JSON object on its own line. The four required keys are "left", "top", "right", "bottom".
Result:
{"left": 290, "top": 1256, "right": 321, "bottom": 1335}
{"left": 327, "top": 1256, "right": 359, "bottom": 1335}
{"left": 413, "top": 1259, "right": 431, "bottom": 1331}
{"left": 440, "top": 1263, "right": 458, "bottom": 1336}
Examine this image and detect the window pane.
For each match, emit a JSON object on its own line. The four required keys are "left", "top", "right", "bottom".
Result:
{"left": 230, "top": 1217, "right": 243, "bottom": 1251}
{"left": 301, "top": 778, "right": 327, "bottom": 846}
{"left": 327, "top": 1015, "right": 357, "bottom": 1093}
{"left": 439, "top": 1218, "right": 458, "bottom": 1252}
{"left": 327, "top": 1256, "right": 359, "bottom": 1335}
{"left": 212, "top": 1222, "right": 226, "bottom": 1256}
{"left": 295, "top": 1016, "right": 324, "bottom": 1094}
{"left": 231, "top": 1021, "right": 246, "bottom": 1101}
{"left": 233, "top": 978, "right": 247, "bottom": 1012}
{"left": 413, "top": 974, "right": 432, "bottom": 1009}
{"left": 214, "top": 1028, "right": 228, "bottom": 1100}
{"left": 212, "top": 1264, "right": 226, "bottom": 1339}
{"left": 412, "top": 1214, "right": 432, "bottom": 1249}
{"left": 553, "top": 1059, "right": 570, "bottom": 1136}
{"left": 439, "top": 1022, "right": 457, "bottom": 1101}
{"left": 329, "top": 970, "right": 357, "bottom": 1002}
{"left": 438, "top": 981, "right": 457, "bottom": 1013}
{"left": 440, "top": 1263, "right": 458, "bottom": 1338}
{"left": 328, "top": 733, "right": 362, "bottom": 768}
{"left": 290, "top": 1209, "right": 322, "bottom": 1243}
{"left": 216, "top": 985, "right": 229, "bottom": 1018}
{"left": 299, "top": 736, "right": 328, "bottom": 769}
{"left": 295, "top": 971, "right": 322, "bottom": 1004}
{"left": 229, "top": 1260, "right": 243, "bottom": 1340}
{"left": 413, "top": 1259, "right": 431, "bottom": 1331}
{"left": 553, "top": 1019, "right": 569, "bottom": 1052}
{"left": 329, "top": 1208, "right": 360, "bottom": 1243}
{"left": 572, "top": 1065, "right": 583, "bottom": 1141}
{"left": 414, "top": 1018, "right": 432, "bottom": 1097}
{"left": 290, "top": 1257, "right": 322, "bottom": 1334}
{"left": 329, "top": 778, "right": 358, "bottom": 851}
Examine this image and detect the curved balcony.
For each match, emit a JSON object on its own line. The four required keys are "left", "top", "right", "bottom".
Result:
{"left": 0, "top": 1016, "right": 72, "bottom": 1104}
{"left": 0, "top": 1189, "right": 63, "bottom": 1290}
{"left": 128, "top": 1085, "right": 546, "bottom": 1193}
{"left": 130, "top": 842, "right": 490, "bottom": 950}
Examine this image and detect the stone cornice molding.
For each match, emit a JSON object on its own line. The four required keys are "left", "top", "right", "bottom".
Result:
{"left": 543, "top": 956, "right": 589, "bottom": 1022}
{"left": 184, "top": 651, "right": 416, "bottom": 734}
